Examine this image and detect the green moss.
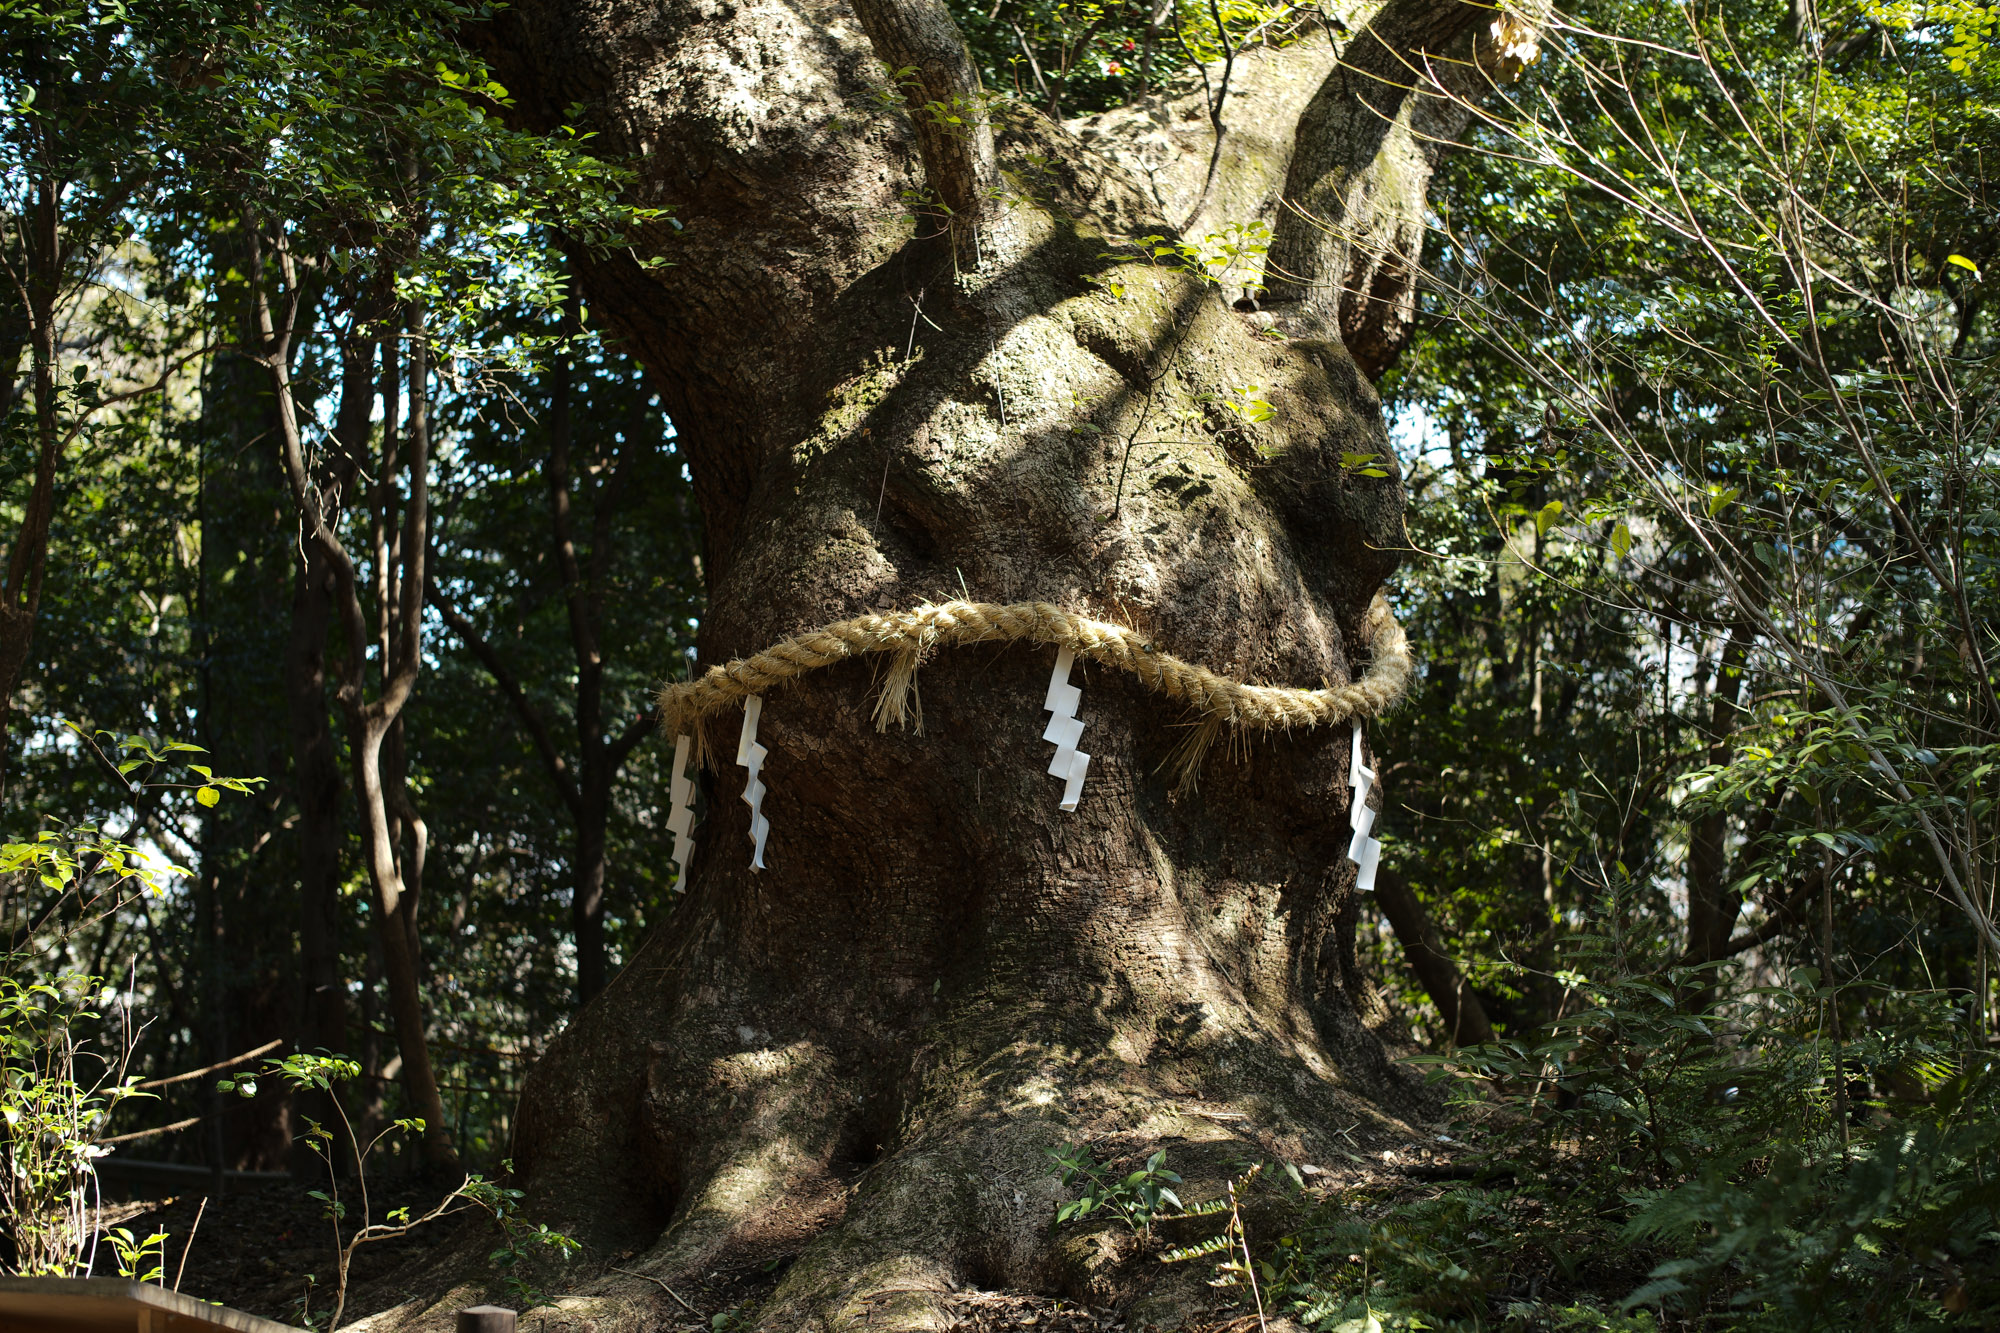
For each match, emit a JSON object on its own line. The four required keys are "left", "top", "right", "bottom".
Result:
{"left": 802, "top": 351, "right": 913, "bottom": 466}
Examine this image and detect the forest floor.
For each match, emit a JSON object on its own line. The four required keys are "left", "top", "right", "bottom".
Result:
{"left": 87, "top": 1176, "right": 1233, "bottom": 1329}
{"left": 87, "top": 1154, "right": 1471, "bottom": 1331}
{"left": 89, "top": 1175, "right": 454, "bottom": 1328}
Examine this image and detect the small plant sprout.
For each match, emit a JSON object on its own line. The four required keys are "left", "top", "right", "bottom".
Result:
{"left": 220, "top": 1054, "right": 575, "bottom": 1328}
{"left": 1047, "top": 1143, "right": 1184, "bottom": 1234}
{"left": 105, "top": 1226, "right": 168, "bottom": 1284}
{"left": 1222, "top": 385, "right": 1276, "bottom": 426}
{"left": 1131, "top": 221, "right": 1273, "bottom": 300}
{"left": 462, "top": 1164, "right": 583, "bottom": 1311}
{"left": 1160, "top": 1163, "right": 1268, "bottom": 1330}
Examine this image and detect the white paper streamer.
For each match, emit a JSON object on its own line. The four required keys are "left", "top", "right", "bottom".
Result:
{"left": 736, "top": 695, "right": 770, "bottom": 871}
{"left": 667, "top": 733, "right": 698, "bottom": 890}
{"left": 1347, "top": 722, "right": 1380, "bottom": 892}
{"left": 1041, "top": 646, "right": 1092, "bottom": 812}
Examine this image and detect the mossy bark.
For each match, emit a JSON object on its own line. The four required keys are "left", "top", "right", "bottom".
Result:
{"left": 371, "top": 0, "right": 1493, "bottom": 1326}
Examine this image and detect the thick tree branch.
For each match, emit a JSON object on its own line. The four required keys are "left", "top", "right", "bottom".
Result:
{"left": 1264, "top": 0, "right": 1533, "bottom": 375}
{"left": 250, "top": 226, "right": 373, "bottom": 693}
{"left": 846, "top": 0, "right": 998, "bottom": 233}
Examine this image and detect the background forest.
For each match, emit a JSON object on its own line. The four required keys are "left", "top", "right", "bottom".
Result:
{"left": 1, "top": 0, "right": 1995, "bottom": 1328}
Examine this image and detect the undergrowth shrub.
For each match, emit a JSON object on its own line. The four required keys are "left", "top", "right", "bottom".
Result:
{"left": 1, "top": 730, "right": 258, "bottom": 1277}
{"left": 1245, "top": 923, "right": 2000, "bottom": 1330}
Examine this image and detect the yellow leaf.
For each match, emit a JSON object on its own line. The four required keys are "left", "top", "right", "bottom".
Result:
{"left": 196, "top": 786, "right": 220, "bottom": 808}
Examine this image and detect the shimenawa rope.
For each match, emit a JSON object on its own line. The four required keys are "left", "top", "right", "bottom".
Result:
{"left": 657, "top": 593, "right": 1412, "bottom": 787}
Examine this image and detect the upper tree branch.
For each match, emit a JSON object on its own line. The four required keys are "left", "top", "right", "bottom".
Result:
{"left": 381, "top": 302, "right": 431, "bottom": 722}
{"left": 847, "top": 0, "right": 999, "bottom": 229}
{"left": 250, "top": 225, "right": 374, "bottom": 695}
{"left": 1264, "top": 0, "right": 1529, "bottom": 375}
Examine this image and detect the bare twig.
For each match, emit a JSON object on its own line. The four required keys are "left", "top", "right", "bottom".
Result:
{"left": 173, "top": 1197, "right": 208, "bottom": 1294}
{"left": 610, "top": 1265, "right": 699, "bottom": 1314}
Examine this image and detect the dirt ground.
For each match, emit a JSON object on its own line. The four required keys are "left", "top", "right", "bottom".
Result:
{"left": 88, "top": 1178, "right": 1272, "bottom": 1332}
{"left": 87, "top": 1175, "right": 1255, "bottom": 1329}
{"left": 86, "top": 1151, "right": 1464, "bottom": 1331}
{"left": 89, "top": 1176, "right": 458, "bottom": 1328}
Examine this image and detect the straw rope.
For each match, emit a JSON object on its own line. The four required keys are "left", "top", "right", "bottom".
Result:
{"left": 658, "top": 593, "right": 1412, "bottom": 783}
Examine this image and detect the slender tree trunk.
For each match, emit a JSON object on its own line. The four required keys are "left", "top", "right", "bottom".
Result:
{"left": 289, "top": 328, "right": 374, "bottom": 1176}
{"left": 547, "top": 317, "right": 611, "bottom": 1003}
{"left": 1375, "top": 868, "right": 1494, "bottom": 1046}
{"left": 290, "top": 546, "right": 351, "bottom": 1175}
{"left": 1685, "top": 626, "right": 1753, "bottom": 963}
{"left": 573, "top": 812, "right": 610, "bottom": 1003}
{"left": 195, "top": 269, "right": 305, "bottom": 1172}
{"left": 0, "top": 174, "right": 65, "bottom": 791}
{"left": 254, "top": 238, "right": 458, "bottom": 1173}
{"left": 433, "top": 302, "right": 655, "bottom": 1006}
{"left": 339, "top": 303, "right": 455, "bottom": 1171}
{"left": 349, "top": 707, "right": 455, "bottom": 1168}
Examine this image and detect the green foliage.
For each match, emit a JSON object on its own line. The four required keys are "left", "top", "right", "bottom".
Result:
{"left": 0, "top": 0, "right": 697, "bottom": 1191}
{"left": 225, "top": 1052, "right": 582, "bottom": 1325}
{"left": 1047, "top": 1144, "right": 1185, "bottom": 1233}
{"left": 1226, "top": 922, "right": 2000, "bottom": 1327}
{"left": 104, "top": 1226, "right": 169, "bottom": 1285}
{"left": 1373, "top": 0, "right": 2000, "bottom": 1058}
{"left": 1130, "top": 221, "right": 1274, "bottom": 296}
{"left": 1304, "top": 0, "right": 2000, "bottom": 1287}
{"left": 461, "top": 1167, "right": 583, "bottom": 1311}
{"left": 0, "top": 740, "right": 254, "bottom": 1277}
{"left": 1618, "top": 1058, "right": 2000, "bottom": 1322}
{"left": 0, "top": 969, "right": 151, "bottom": 1276}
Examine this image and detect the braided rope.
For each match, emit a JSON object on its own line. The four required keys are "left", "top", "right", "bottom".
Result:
{"left": 657, "top": 594, "right": 1412, "bottom": 773}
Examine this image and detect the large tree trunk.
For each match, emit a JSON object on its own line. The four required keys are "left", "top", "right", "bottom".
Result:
{"left": 404, "top": 0, "right": 1494, "bottom": 1325}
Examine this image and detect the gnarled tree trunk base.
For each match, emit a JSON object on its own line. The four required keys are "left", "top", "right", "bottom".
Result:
{"left": 353, "top": 645, "right": 1428, "bottom": 1333}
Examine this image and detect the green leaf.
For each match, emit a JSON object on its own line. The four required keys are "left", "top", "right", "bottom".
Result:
{"left": 1535, "top": 500, "right": 1563, "bottom": 536}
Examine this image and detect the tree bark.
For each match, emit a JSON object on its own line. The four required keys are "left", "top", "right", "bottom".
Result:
{"left": 433, "top": 0, "right": 1496, "bottom": 1322}
{"left": 192, "top": 248, "right": 306, "bottom": 1173}
{"left": 1261, "top": 0, "right": 1535, "bottom": 376}
{"left": 0, "top": 166, "right": 65, "bottom": 792}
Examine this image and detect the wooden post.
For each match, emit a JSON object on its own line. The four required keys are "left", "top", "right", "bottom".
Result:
{"left": 456, "top": 1306, "right": 517, "bottom": 1333}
